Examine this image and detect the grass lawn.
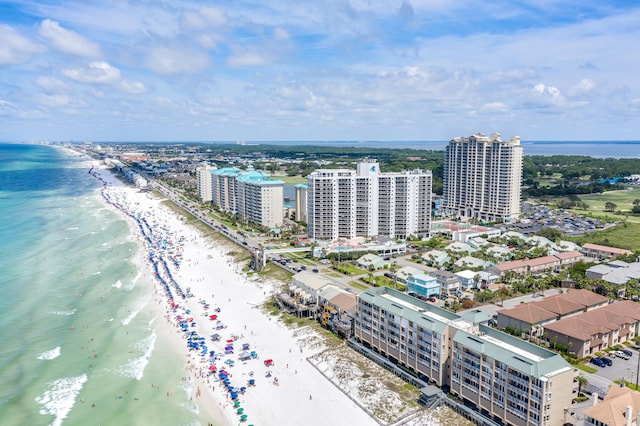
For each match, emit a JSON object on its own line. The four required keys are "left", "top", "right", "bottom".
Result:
{"left": 270, "top": 173, "right": 307, "bottom": 185}
{"left": 334, "top": 264, "right": 369, "bottom": 275}
{"left": 574, "top": 364, "right": 597, "bottom": 374}
{"left": 570, "top": 221, "right": 640, "bottom": 251}
{"left": 572, "top": 188, "right": 640, "bottom": 223}
{"left": 349, "top": 281, "right": 369, "bottom": 291}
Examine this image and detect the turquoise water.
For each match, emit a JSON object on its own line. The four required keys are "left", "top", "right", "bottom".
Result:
{"left": 0, "top": 144, "right": 204, "bottom": 426}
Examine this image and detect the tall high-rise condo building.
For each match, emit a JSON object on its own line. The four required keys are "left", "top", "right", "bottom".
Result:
{"left": 196, "top": 164, "right": 216, "bottom": 202}
{"left": 443, "top": 133, "right": 523, "bottom": 222}
{"left": 307, "top": 161, "right": 432, "bottom": 241}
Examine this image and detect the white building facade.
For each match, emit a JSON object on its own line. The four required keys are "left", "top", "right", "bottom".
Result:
{"left": 197, "top": 167, "right": 284, "bottom": 228}
{"left": 236, "top": 173, "right": 284, "bottom": 228}
{"left": 307, "top": 161, "right": 432, "bottom": 241}
{"left": 294, "top": 184, "right": 308, "bottom": 223}
{"left": 443, "top": 133, "right": 523, "bottom": 222}
{"left": 196, "top": 164, "right": 216, "bottom": 202}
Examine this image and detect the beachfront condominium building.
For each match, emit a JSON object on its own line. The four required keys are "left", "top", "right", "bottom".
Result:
{"left": 443, "top": 133, "right": 523, "bottom": 222}
{"left": 196, "top": 164, "right": 216, "bottom": 202}
{"left": 354, "top": 287, "right": 574, "bottom": 426}
{"left": 236, "top": 172, "right": 284, "bottom": 229}
{"left": 199, "top": 167, "right": 284, "bottom": 228}
{"left": 307, "top": 161, "right": 432, "bottom": 241}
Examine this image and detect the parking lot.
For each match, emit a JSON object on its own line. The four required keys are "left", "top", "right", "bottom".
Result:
{"left": 511, "top": 201, "right": 608, "bottom": 236}
{"left": 587, "top": 347, "right": 640, "bottom": 389}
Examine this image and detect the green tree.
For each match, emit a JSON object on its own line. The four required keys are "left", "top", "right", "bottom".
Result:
{"left": 604, "top": 201, "right": 617, "bottom": 212}
{"left": 576, "top": 375, "right": 588, "bottom": 396}
{"left": 535, "top": 227, "right": 563, "bottom": 242}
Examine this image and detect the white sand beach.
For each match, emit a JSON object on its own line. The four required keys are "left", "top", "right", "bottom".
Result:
{"left": 92, "top": 165, "right": 378, "bottom": 426}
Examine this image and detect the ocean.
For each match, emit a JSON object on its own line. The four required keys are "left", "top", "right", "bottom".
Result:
{"left": 0, "top": 144, "right": 203, "bottom": 426}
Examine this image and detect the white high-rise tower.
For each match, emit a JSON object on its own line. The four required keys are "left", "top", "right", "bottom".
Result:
{"left": 307, "top": 161, "right": 432, "bottom": 241}
{"left": 443, "top": 132, "right": 523, "bottom": 222}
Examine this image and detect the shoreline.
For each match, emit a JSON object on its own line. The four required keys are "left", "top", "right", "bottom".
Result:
{"left": 91, "top": 164, "right": 377, "bottom": 425}
{"left": 91, "top": 165, "right": 229, "bottom": 425}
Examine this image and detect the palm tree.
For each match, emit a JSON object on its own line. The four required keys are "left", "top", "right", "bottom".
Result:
{"left": 576, "top": 375, "right": 588, "bottom": 396}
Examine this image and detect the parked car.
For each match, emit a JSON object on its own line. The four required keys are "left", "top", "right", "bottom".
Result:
{"left": 622, "top": 349, "right": 633, "bottom": 357}
{"left": 427, "top": 297, "right": 437, "bottom": 302}
{"left": 590, "top": 357, "right": 606, "bottom": 367}
{"left": 613, "top": 350, "right": 630, "bottom": 360}
{"left": 600, "top": 357, "right": 613, "bottom": 366}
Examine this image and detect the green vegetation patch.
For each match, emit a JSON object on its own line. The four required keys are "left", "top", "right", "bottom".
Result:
{"left": 161, "top": 199, "right": 196, "bottom": 221}
{"left": 349, "top": 281, "right": 369, "bottom": 291}
{"left": 333, "top": 264, "right": 368, "bottom": 275}
{"left": 257, "top": 262, "right": 293, "bottom": 282}
{"left": 575, "top": 364, "right": 597, "bottom": 374}
{"left": 570, "top": 221, "right": 640, "bottom": 251}
{"left": 270, "top": 174, "right": 307, "bottom": 185}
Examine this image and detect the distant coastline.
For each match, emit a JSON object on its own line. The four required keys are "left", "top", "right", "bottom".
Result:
{"left": 5, "top": 139, "right": 640, "bottom": 159}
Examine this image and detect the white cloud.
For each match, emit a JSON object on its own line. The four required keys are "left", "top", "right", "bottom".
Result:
{"left": 0, "top": 25, "right": 44, "bottom": 65}
{"left": 196, "top": 34, "right": 219, "bottom": 49}
{"left": 63, "top": 61, "right": 121, "bottom": 84}
{"left": 145, "top": 46, "right": 210, "bottom": 73}
{"left": 274, "top": 27, "right": 290, "bottom": 40}
{"left": 37, "top": 93, "right": 72, "bottom": 107}
{"left": 568, "top": 78, "right": 595, "bottom": 97}
{"left": 36, "top": 76, "right": 67, "bottom": 92}
{"left": 118, "top": 80, "right": 147, "bottom": 94}
{"left": 532, "top": 83, "right": 566, "bottom": 106}
{"left": 38, "top": 19, "right": 101, "bottom": 58}
{"left": 61, "top": 61, "right": 146, "bottom": 93}
{"left": 481, "top": 102, "right": 509, "bottom": 113}
{"left": 182, "top": 7, "right": 226, "bottom": 29}
{"left": 227, "top": 53, "right": 267, "bottom": 67}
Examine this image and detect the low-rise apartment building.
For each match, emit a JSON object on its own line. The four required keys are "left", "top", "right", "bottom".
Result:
{"left": 542, "top": 300, "right": 640, "bottom": 357}
{"left": 582, "top": 243, "right": 633, "bottom": 260}
{"left": 486, "top": 251, "right": 583, "bottom": 278}
{"left": 497, "top": 290, "right": 609, "bottom": 345}
{"left": 354, "top": 287, "right": 574, "bottom": 426}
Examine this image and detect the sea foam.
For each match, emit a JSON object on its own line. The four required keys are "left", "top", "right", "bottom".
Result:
{"left": 35, "top": 373, "right": 87, "bottom": 426}
{"left": 120, "top": 294, "right": 150, "bottom": 325}
{"left": 37, "top": 347, "right": 61, "bottom": 360}
{"left": 113, "top": 332, "right": 156, "bottom": 380}
{"left": 51, "top": 309, "right": 76, "bottom": 316}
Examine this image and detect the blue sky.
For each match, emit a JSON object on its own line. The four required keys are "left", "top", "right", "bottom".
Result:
{"left": 0, "top": 0, "right": 639, "bottom": 142}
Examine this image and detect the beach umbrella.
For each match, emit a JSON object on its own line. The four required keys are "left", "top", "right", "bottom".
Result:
{"left": 240, "top": 414, "right": 248, "bottom": 420}
{"left": 226, "top": 339, "right": 234, "bottom": 343}
{"left": 236, "top": 408, "right": 244, "bottom": 414}
{"left": 234, "top": 401, "right": 241, "bottom": 408}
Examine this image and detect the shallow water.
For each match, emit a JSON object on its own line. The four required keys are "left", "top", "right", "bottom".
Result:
{"left": 0, "top": 144, "right": 203, "bottom": 426}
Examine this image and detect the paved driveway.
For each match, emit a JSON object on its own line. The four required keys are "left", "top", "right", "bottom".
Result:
{"left": 589, "top": 348, "right": 640, "bottom": 388}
